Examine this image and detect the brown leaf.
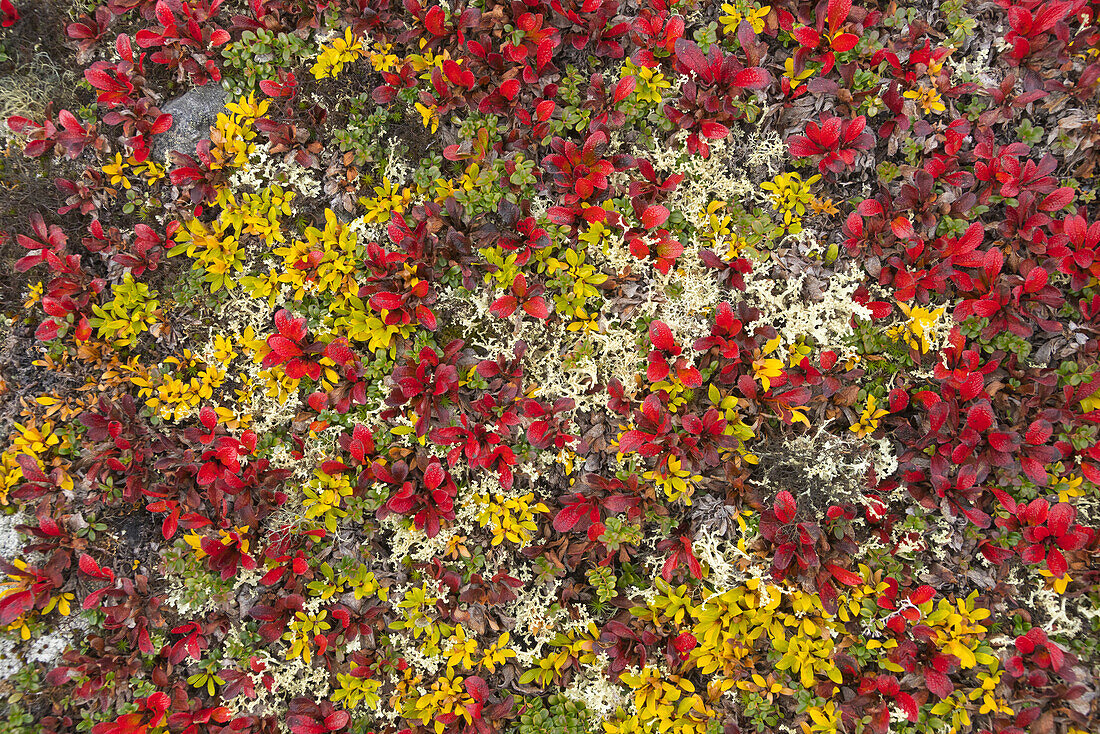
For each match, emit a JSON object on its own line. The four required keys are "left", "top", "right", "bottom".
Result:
{"left": 833, "top": 384, "right": 860, "bottom": 407}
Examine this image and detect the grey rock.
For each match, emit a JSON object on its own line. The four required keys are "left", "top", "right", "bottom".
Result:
{"left": 151, "top": 84, "right": 227, "bottom": 163}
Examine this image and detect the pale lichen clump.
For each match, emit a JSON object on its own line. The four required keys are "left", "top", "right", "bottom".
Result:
{"left": 746, "top": 129, "right": 787, "bottom": 174}
{"left": 25, "top": 630, "right": 69, "bottom": 665}
{"left": 459, "top": 288, "right": 619, "bottom": 414}
{"left": 581, "top": 321, "right": 651, "bottom": 404}
{"left": 646, "top": 240, "right": 729, "bottom": 348}
{"left": 1026, "top": 583, "right": 1083, "bottom": 639}
{"left": 503, "top": 575, "right": 571, "bottom": 664}
{"left": 753, "top": 420, "right": 898, "bottom": 521}
{"left": 690, "top": 526, "right": 752, "bottom": 594}
{"left": 188, "top": 285, "right": 301, "bottom": 436}
{"left": 229, "top": 148, "right": 322, "bottom": 200}
{"left": 163, "top": 566, "right": 227, "bottom": 617}
{"left": 648, "top": 133, "right": 759, "bottom": 227}
{"left": 736, "top": 265, "right": 872, "bottom": 360}
{"left": 0, "top": 509, "right": 28, "bottom": 560}
{"left": 263, "top": 653, "right": 332, "bottom": 718}
{"left": 381, "top": 141, "right": 415, "bottom": 188}
{"left": 560, "top": 658, "right": 627, "bottom": 722}
{"left": 0, "top": 636, "right": 21, "bottom": 680}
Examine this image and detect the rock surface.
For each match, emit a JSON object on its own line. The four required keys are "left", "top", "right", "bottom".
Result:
{"left": 152, "top": 83, "right": 227, "bottom": 163}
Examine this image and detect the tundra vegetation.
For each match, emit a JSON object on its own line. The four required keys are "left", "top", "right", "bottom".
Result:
{"left": 0, "top": 0, "right": 1099, "bottom": 733}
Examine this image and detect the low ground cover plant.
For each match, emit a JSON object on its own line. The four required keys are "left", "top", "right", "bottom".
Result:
{"left": 0, "top": 0, "right": 1099, "bottom": 732}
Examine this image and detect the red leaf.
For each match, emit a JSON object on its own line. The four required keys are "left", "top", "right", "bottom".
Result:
{"left": 963, "top": 507, "right": 991, "bottom": 528}
{"left": 522, "top": 297, "right": 549, "bottom": 319}
{"left": 553, "top": 503, "right": 586, "bottom": 532}
{"left": 1, "top": 0, "right": 19, "bottom": 25}
{"left": 324, "top": 341, "right": 355, "bottom": 365}
{"left": 1023, "top": 498, "right": 1049, "bottom": 525}
{"left": 464, "top": 675, "right": 489, "bottom": 702}
{"left": 1047, "top": 503, "right": 1074, "bottom": 538}
{"left": 890, "top": 216, "right": 914, "bottom": 239}
{"left": 151, "top": 114, "right": 173, "bottom": 135}
{"left": 673, "top": 632, "right": 697, "bottom": 653}
{"left": 1021, "top": 456, "right": 1047, "bottom": 484}
{"left": 867, "top": 300, "right": 893, "bottom": 318}
{"left": 685, "top": 547, "right": 702, "bottom": 578}
{"left": 887, "top": 388, "right": 909, "bottom": 412}
{"left": 424, "top": 5, "right": 445, "bottom": 35}
{"left": 737, "top": 373, "right": 757, "bottom": 399}
{"left": 830, "top": 32, "right": 858, "bottom": 52}
{"left": 987, "top": 431, "right": 1017, "bottom": 452}
{"left": 78, "top": 554, "right": 101, "bottom": 577}
{"left": 1020, "top": 544, "right": 1046, "bottom": 566}
{"left": 612, "top": 76, "right": 636, "bottom": 104}
{"left": 424, "top": 461, "right": 444, "bottom": 490}
{"left": 307, "top": 392, "right": 329, "bottom": 412}
{"left": 678, "top": 366, "right": 702, "bottom": 388}
{"left": 699, "top": 120, "right": 729, "bottom": 139}
{"left": 896, "top": 693, "right": 918, "bottom": 722}
{"left": 268, "top": 335, "right": 303, "bottom": 360}
{"left": 197, "top": 461, "right": 219, "bottom": 485}
{"left": 827, "top": 0, "right": 852, "bottom": 29}
{"left": 773, "top": 542, "right": 794, "bottom": 570}
{"left": 199, "top": 405, "right": 217, "bottom": 431}
{"left": 842, "top": 115, "right": 867, "bottom": 143}
{"left": 791, "top": 26, "right": 819, "bottom": 47}
{"left": 15, "top": 455, "right": 47, "bottom": 483}
{"left": 732, "top": 67, "right": 770, "bottom": 89}
{"left": 82, "top": 587, "right": 110, "bottom": 611}
{"left": 370, "top": 292, "right": 404, "bottom": 311}
{"left": 416, "top": 304, "right": 437, "bottom": 330}
{"left": 965, "top": 401, "right": 995, "bottom": 432}
{"left": 787, "top": 135, "right": 819, "bottom": 158}
{"left": 56, "top": 109, "right": 82, "bottom": 133}
{"left": 259, "top": 79, "right": 285, "bottom": 97}
{"left": 959, "top": 372, "right": 985, "bottom": 401}
{"left": 971, "top": 298, "right": 1001, "bottom": 317}
{"left": 274, "top": 308, "right": 306, "bottom": 340}
{"left": 1040, "top": 187, "right": 1074, "bottom": 212}
{"left": 499, "top": 78, "right": 520, "bottom": 100}
{"left": 673, "top": 38, "right": 707, "bottom": 75}
{"left": 1024, "top": 419, "right": 1052, "bottom": 445}
{"left": 909, "top": 585, "right": 935, "bottom": 604}
{"left": 536, "top": 39, "right": 553, "bottom": 71}
{"left": 289, "top": 720, "right": 327, "bottom": 734}
{"left": 35, "top": 319, "right": 60, "bottom": 341}
{"left": 857, "top": 199, "right": 883, "bottom": 216}
{"left": 1023, "top": 266, "right": 1049, "bottom": 293}
{"left": 489, "top": 295, "right": 517, "bottom": 318}
{"left": 924, "top": 668, "right": 953, "bottom": 698}
{"left": 774, "top": 490, "right": 796, "bottom": 523}
{"left": 641, "top": 204, "right": 669, "bottom": 229}
{"left": 617, "top": 430, "right": 647, "bottom": 455}
{"left": 660, "top": 553, "right": 677, "bottom": 581}
{"left": 826, "top": 563, "right": 862, "bottom": 586}
{"left": 162, "top": 511, "right": 178, "bottom": 540}
{"left": 647, "top": 357, "right": 670, "bottom": 383}
{"left": 83, "top": 67, "right": 120, "bottom": 92}
{"left": 323, "top": 712, "right": 350, "bottom": 731}
{"left": 1046, "top": 547, "right": 1068, "bottom": 576}
{"left": 648, "top": 320, "right": 676, "bottom": 351}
